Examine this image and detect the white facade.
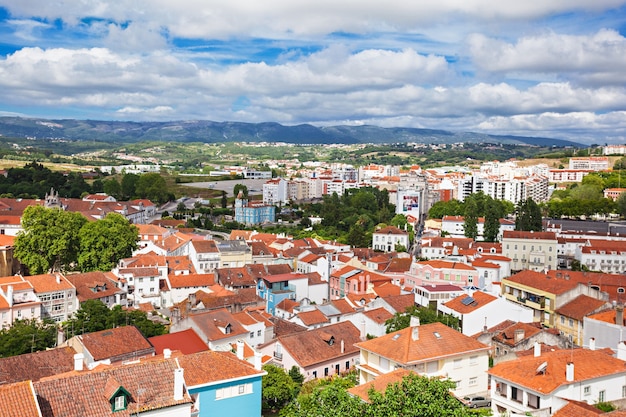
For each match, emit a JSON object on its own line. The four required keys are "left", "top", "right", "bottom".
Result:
{"left": 372, "top": 227, "right": 409, "bottom": 252}
{"left": 263, "top": 179, "right": 288, "bottom": 205}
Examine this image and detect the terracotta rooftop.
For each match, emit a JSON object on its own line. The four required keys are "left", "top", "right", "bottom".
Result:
{"left": 373, "top": 283, "right": 402, "bottom": 298}
{"left": 504, "top": 270, "right": 580, "bottom": 295}
{"left": 148, "top": 329, "right": 207, "bottom": 355}
{"left": 168, "top": 273, "right": 216, "bottom": 288}
{"left": 188, "top": 308, "right": 249, "bottom": 342}
{"left": 0, "top": 346, "right": 77, "bottom": 385}
{"left": 23, "top": 273, "right": 74, "bottom": 293}
{"left": 551, "top": 399, "right": 605, "bottom": 417}
{"left": 356, "top": 322, "right": 489, "bottom": 365}
{"left": 363, "top": 307, "right": 393, "bottom": 324}
{"left": 65, "top": 271, "right": 123, "bottom": 303}
{"left": 444, "top": 291, "right": 497, "bottom": 314}
{"left": 178, "top": 350, "right": 264, "bottom": 388}
{"left": 347, "top": 368, "right": 414, "bottom": 402}
{"left": 417, "top": 260, "right": 476, "bottom": 271}
{"left": 554, "top": 295, "right": 608, "bottom": 321}
{"left": 503, "top": 230, "right": 557, "bottom": 240}
{"left": 274, "top": 321, "right": 362, "bottom": 367}
{"left": 379, "top": 293, "right": 415, "bottom": 313}
{"left": 0, "top": 380, "right": 41, "bottom": 417}
{"left": 297, "top": 309, "right": 330, "bottom": 326}
{"left": 493, "top": 322, "right": 543, "bottom": 346}
{"left": 489, "top": 348, "right": 626, "bottom": 394}
{"left": 268, "top": 316, "right": 308, "bottom": 338}
{"left": 78, "top": 325, "right": 154, "bottom": 362}
{"left": 34, "top": 357, "right": 191, "bottom": 416}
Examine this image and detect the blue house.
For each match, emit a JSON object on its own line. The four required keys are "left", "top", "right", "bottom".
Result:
{"left": 258, "top": 272, "right": 311, "bottom": 315}
{"left": 234, "top": 196, "right": 275, "bottom": 225}
{"left": 178, "top": 350, "right": 266, "bottom": 417}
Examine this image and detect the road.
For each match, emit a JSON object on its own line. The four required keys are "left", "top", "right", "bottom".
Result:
{"left": 179, "top": 178, "right": 268, "bottom": 197}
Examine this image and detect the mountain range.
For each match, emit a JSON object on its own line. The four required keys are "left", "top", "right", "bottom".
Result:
{"left": 0, "top": 116, "right": 584, "bottom": 147}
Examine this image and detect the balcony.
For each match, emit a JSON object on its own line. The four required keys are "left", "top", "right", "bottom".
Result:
{"left": 274, "top": 351, "right": 283, "bottom": 360}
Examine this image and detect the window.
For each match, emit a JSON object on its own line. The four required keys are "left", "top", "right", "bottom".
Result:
{"left": 324, "top": 367, "right": 329, "bottom": 376}
{"left": 453, "top": 358, "right": 462, "bottom": 369}
{"left": 469, "top": 377, "right": 477, "bottom": 386}
{"left": 257, "top": 330, "right": 262, "bottom": 336}
{"left": 114, "top": 395, "right": 125, "bottom": 411}
{"left": 560, "top": 316, "right": 565, "bottom": 324}
{"left": 470, "top": 355, "right": 478, "bottom": 365}
{"left": 569, "top": 319, "right": 574, "bottom": 327}
{"left": 599, "top": 390, "right": 606, "bottom": 402}
{"left": 584, "top": 386, "right": 591, "bottom": 396}
{"left": 250, "top": 332, "right": 254, "bottom": 338}
{"left": 622, "top": 385, "right": 626, "bottom": 398}
{"left": 346, "top": 361, "right": 350, "bottom": 369}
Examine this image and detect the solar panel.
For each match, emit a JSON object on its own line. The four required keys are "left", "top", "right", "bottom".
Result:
{"left": 461, "top": 296, "right": 475, "bottom": 306}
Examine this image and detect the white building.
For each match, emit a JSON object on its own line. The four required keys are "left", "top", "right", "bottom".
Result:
{"left": 372, "top": 226, "right": 410, "bottom": 252}
{"left": 263, "top": 178, "right": 288, "bottom": 205}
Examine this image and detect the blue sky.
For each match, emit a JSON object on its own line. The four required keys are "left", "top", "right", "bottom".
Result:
{"left": 1, "top": 1, "right": 626, "bottom": 143}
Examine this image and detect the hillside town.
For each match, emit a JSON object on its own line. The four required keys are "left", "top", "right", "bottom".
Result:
{"left": 1, "top": 152, "right": 626, "bottom": 416}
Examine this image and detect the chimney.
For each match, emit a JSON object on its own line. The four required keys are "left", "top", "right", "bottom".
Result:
{"left": 533, "top": 342, "right": 541, "bottom": 357}
{"left": 173, "top": 368, "right": 184, "bottom": 401}
{"left": 236, "top": 340, "right": 245, "bottom": 360}
{"left": 56, "top": 274, "right": 61, "bottom": 284}
{"left": 360, "top": 319, "right": 366, "bottom": 340}
{"left": 617, "top": 303, "right": 624, "bottom": 326}
{"left": 617, "top": 341, "right": 626, "bottom": 361}
{"left": 589, "top": 338, "right": 596, "bottom": 351}
{"left": 6, "top": 285, "right": 12, "bottom": 308}
{"left": 514, "top": 329, "right": 525, "bottom": 343}
{"left": 341, "top": 339, "right": 345, "bottom": 354}
{"left": 566, "top": 362, "right": 574, "bottom": 382}
{"left": 411, "top": 317, "right": 420, "bottom": 341}
{"left": 74, "top": 353, "right": 84, "bottom": 371}
{"left": 57, "top": 327, "right": 65, "bottom": 346}
{"left": 254, "top": 350, "right": 262, "bottom": 371}
{"left": 164, "top": 348, "right": 172, "bottom": 359}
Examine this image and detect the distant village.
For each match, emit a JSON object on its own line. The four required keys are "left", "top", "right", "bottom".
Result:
{"left": 1, "top": 146, "right": 626, "bottom": 416}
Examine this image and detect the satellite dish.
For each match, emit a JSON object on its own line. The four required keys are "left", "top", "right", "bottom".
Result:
{"left": 536, "top": 361, "right": 548, "bottom": 375}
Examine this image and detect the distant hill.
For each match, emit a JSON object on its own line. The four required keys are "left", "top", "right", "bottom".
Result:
{"left": 0, "top": 116, "right": 584, "bottom": 147}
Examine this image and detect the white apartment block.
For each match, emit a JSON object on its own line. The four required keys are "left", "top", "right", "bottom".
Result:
{"left": 502, "top": 231, "right": 558, "bottom": 272}
{"left": 569, "top": 157, "right": 609, "bottom": 171}
{"left": 263, "top": 178, "right": 289, "bottom": 205}
{"left": 604, "top": 144, "right": 626, "bottom": 155}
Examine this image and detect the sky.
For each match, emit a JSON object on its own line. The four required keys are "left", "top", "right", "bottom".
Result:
{"left": 1, "top": 1, "right": 626, "bottom": 144}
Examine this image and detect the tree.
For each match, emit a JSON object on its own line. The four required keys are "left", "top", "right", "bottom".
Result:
{"left": 15, "top": 206, "right": 87, "bottom": 274}
{"left": 385, "top": 306, "right": 460, "bottom": 333}
{"left": 483, "top": 198, "right": 501, "bottom": 242}
{"left": 346, "top": 224, "right": 369, "bottom": 248}
{"left": 463, "top": 198, "right": 478, "bottom": 239}
{"left": 618, "top": 192, "right": 626, "bottom": 218}
{"left": 233, "top": 183, "right": 249, "bottom": 198}
{"left": 262, "top": 364, "right": 298, "bottom": 412}
{"left": 77, "top": 212, "right": 139, "bottom": 272}
{"left": 120, "top": 173, "right": 139, "bottom": 200}
{"left": 221, "top": 191, "right": 228, "bottom": 209}
{"left": 135, "top": 173, "right": 168, "bottom": 204}
{"left": 0, "top": 319, "right": 57, "bottom": 357}
{"left": 515, "top": 198, "right": 542, "bottom": 231}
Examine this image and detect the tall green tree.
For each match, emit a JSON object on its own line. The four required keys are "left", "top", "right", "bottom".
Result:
{"left": 515, "top": 198, "right": 542, "bottom": 231}
{"left": 385, "top": 306, "right": 460, "bottom": 333}
{"left": 483, "top": 198, "right": 501, "bottom": 242}
{"left": 233, "top": 183, "right": 249, "bottom": 198}
{"left": 77, "top": 212, "right": 139, "bottom": 272}
{"left": 135, "top": 173, "right": 168, "bottom": 204}
{"left": 120, "top": 173, "right": 140, "bottom": 200}
{"left": 15, "top": 206, "right": 88, "bottom": 274}
{"left": 103, "top": 178, "right": 121, "bottom": 199}
{"left": 463, "top": 197, "right": 478, "bottom": 239}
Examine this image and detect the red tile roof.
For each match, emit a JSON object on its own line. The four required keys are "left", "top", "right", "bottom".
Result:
{"left": 0, "top": 346, "right": 77, "bottom": 385}
{"left": 23, "top": 273, "right": 74, "bottom": 293}
{"left": 178, "top": 350, "right": 264, "bottom": 387}
{"left": 347, "top": 369, "right": 414, "bottom": 402}
{"left": 554, "top": 295, "right": 608, "bottom": 321}
{"left": 503, "top": 230, "right": 557, "bottom": 240}
{"left": 34, "top": 358, "right": 191, "bottom": 416}
{"left": 297, "top": 309, "right": 330, "bottom": 326}
{"left": 551, "top": 399, "right": 605, "bottom": 417}
{"left": 444, "top": 291, "right": 497, "bottom": 314}
{"left": 363, "top": 307, "right": 393, "bottom": 324}
{"left": 356, "top": 322, "right": 489, "bottom": 365}
{"left": 168, "top": 273, "right": 216, "bottom": 288}
{"left": 148, "top": 329, "right": 207, "bottom": 355}
{"left": 489, "top": 348, "right": 626, "bottom": 394}
{"left": 504, "top": 270, "right": 580, "bottom": 295}
{"left": 0, "top": 380, "right": 41, "bottom": 417}
{"left": 274, "top": 321, "right": 362, "bottom": 367}
{"left": 78, "top": 326, "right": 154, "bottom": 362}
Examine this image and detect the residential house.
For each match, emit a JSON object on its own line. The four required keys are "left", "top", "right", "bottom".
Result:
{"left": 372, "top": 226, "right": 409, "bottom": 252}
{"left": 484, "top": 323, "right": 568, "bottom": 364}
{"left": 258, "top": 321, "right": 362, "bottom": 381}
{"left": 347, "top": 307, "right": 393, "bottom": 338}
{"left": 23, "top": 273, "right": 77, "bottom": 323}
{"left": 64, "top": 325, "right": 155, "bottom": 369}
{"left": 166, "top": 273, "right": 216, "bottom": 307}
{"left": 218, "top": 240, "right": 253, "bottom": 268}
{"left": 234, "top": 195, "right": 276, "bottom": 225}
{"left": 502, "top": 230, "right": 558, "bottom": 272}
{"left": 501, "top": 270, "right": 609, "bottom": 327}
{"left": 408, "top": 259, "right": 479, "bottom": 288}
{"left": 575, "top": 239, "right": 626, "bottom": 274}
{"left": 114, "top": 252, "right": 167, "bottom": 307}
{"left": 178, "top": 349, "right": 266, "bottom": 417}
{"left": 249, "top": 240, "right": 275, "bottom": 264}
{"left": 355, "top": 320, "right": 490, "bottom": 397}
{"left": 554, "top": 294, "right": 609, "bottom": 346}
{"left": 0, "top": 275, "right": 41, "bottom": 328}
{"left": 65, "top": 271, "right": 127, "bottom": 308}
{"left": 149, "top": 328, "right": 208, "bottom": 355}
{"left": 188, "top": 239, "right": 220, "bottom": 273}
{"left": 441, "top": 215, "right": 515, "bottom": 241}
{"left": 169, "top": 308, "right": 250, "bottom": 351}
{"left": 488, "top": 347, "right": 626, "bottom": 416}
{"left": 33, "top": 355, "right": 192, "bottom": 417}
{"left": 583, "top": 304, "right": 626, "bottom": 351}
{"left": 347, "top": 368, "right": 414, "bottom": 403}
{"left": 257, "top": 272, "right": 313, "bottom": 315}
{"left": 0, "top": 346, "right": 77, "bottom": 385}
{"left": 418, "top": 236, "right": 474, "bottom": 260}
{"left": 439, "top": 291, "right": 534, "bottom": 336}
{"left": 329, "top": 266, "right": 393, "bottom": 300}
{"left": 413, "top": 283, "right": 465, "bottom": 310}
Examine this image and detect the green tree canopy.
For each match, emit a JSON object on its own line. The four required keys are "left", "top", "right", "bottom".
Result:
{"left": 0, "top": 319, "right": 57, "bottom": 357}
{"left": 135, "top": 173, "right": 169, "bottom": 204}
{"left": 77, "top": 212, "right": 139, "bottom": 272}
{"left": 385, "top": 305, "right": 460, "bottom": 333}
{"left": 15, "top": 206, "right": 88, "bottom": 274}
{"left": 463, "top": 198, "right": 478, "bottom": 240}
{"left": 515, "top": 198, "right": 542, "bottom": 231}
{"left": 233, "top": 183, "right": 249, "bottom": 198}
{"left": 262, "top": 364, "right": 299, "bottom": 411}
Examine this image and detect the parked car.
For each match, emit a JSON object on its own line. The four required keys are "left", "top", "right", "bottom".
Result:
{"left": 463, "top": 396, "right": 491, "bottom": 408}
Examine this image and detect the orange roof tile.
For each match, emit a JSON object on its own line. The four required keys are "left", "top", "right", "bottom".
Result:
{"left": 78, "top": 326, "right": 154, "bottom": 362}
{"left": 444, "top": 291, "right": 497, "bottom": 314}
{"left": 148, "top": 329, "right": 207, "bottom": 355}
{"left": 356, "top": 322, "right": 489, "bottom": 365}
{"left": 554, "top": 295, "right": 608, "bottom": 321}
{"left": 0, "top": 380, "right": 41, "bottom": 417}
{"left": 363, "top": 307, "right": 393, "bottom": 324}
{"left": 178, "top": 350, "right": 264, "bottom": 388}
{"left": 23, "top": 273, "right": 74, "bottom": 293}
{"left": 297, "top": 309, "right": 330, "bottom": 326}
{"left": 505, "top": 270, "right": 580, "bottom": 295}
{"left": 489, "top": 348, "right": 626, "bottom": 394}
{"left": 347, "top": 369, "right": 414, "bottom": 402}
